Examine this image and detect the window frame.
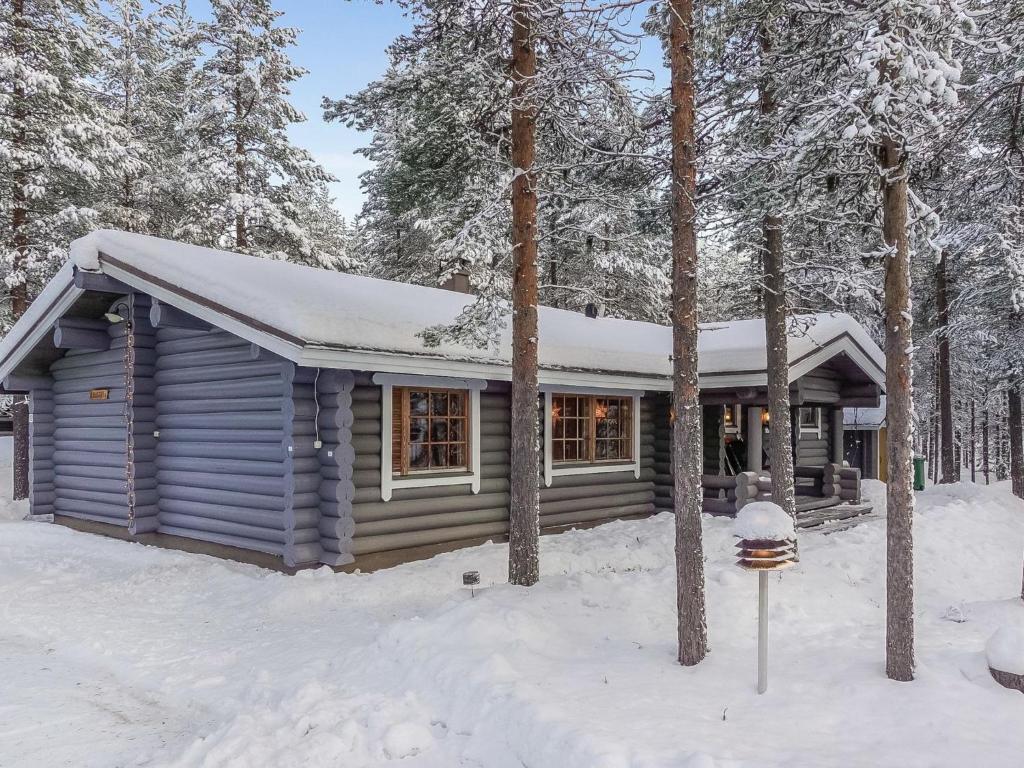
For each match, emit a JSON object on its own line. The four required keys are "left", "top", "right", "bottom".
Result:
{"left": 798, "top": 406, "right": 822, "bottom": 437}
{"left": 543, "top": 389, "right": 642, "bottom": 487}
{"left": 392, "top": 386, "right": 471, "bottom": 476}
{"left": 377, "top": 374, "right": 484, "bottom": 502}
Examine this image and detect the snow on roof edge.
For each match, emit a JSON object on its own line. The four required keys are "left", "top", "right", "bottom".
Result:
{"left": 0, "top": 230, "right": 887, "bottom": 389}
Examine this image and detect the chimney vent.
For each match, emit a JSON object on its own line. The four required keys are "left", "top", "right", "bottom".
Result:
{"left": 584, "top": 302, "right": 604, "bottom": 319}
{"left": 440, "top": 259, "right": 472, "bottom": 294}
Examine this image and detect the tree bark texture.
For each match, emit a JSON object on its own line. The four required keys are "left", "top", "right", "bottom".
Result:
{"left": 669, "top": 0, "right": 708, "bottom": 666}
{"left": 970, "top": 398, "right": 976, "bottom": 484}
{"left": 983, "top": 405, "right": 990, "bottom": 485}
{"left": 507, "top": 0, "right": 540, "bottom": 587}
{"left": 936, "top": 251, "right": 957, "bottom": 482}
{"left": 11, "top": 397, "right": 29, "bottom": 501}
{"left": 880, "top": 137, "right": 915, "bottom": 682}
{"left": 758, "top": 22, "right": 796, "bottom": 521}
{"left": 10, "top": 0, "right": 30, "bottom": 500}
{"left": 1008, "top": 386, "right": 1023, "bottom": 500}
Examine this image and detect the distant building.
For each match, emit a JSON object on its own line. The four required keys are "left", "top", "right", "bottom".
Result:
{"left": 844, "top": 397, "right": 887, "bottom": 481}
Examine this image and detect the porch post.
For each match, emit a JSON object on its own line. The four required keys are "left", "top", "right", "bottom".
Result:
{"left": 747, "top": 406, "right": 763, "bottom": 472}
{"left": 831, "top": 407, "right": 844, "bottom": 464}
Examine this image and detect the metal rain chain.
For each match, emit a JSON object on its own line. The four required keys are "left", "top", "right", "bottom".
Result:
{"left": 124, "top": 292, "right": 137, "bottom": 534}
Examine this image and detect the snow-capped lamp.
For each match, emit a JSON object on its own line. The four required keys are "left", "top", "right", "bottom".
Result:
{"left": 734, "top": 502, "right": 797, "bottom": 695}
{"left": 462, "top": 570, "right": 481, "bottom": 598}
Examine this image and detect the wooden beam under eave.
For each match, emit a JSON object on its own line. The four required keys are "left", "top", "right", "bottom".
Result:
{"left": 149, "top": 298, "right": 212, "bottom": 331}
{"left": 53, "top": 317, "right": 110, "bottom": 351}
{"left": 72, "top": 266, "right": 130, "bottom": 294}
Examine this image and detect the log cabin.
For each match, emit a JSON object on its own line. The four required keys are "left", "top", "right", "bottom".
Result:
{"left": 0, "top": 231, "right": 885, "bottom": 570}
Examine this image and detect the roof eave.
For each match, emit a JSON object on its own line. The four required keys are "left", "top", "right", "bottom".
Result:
{"left": 0, "top": 262, "right": 83, "bottom": 385}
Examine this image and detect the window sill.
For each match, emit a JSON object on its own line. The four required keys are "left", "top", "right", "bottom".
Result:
{"left": 550, "top": 462, "right": 638, "bottom": 479}
{"left": 388, "top": 472, "right": 478, "bottom": 494}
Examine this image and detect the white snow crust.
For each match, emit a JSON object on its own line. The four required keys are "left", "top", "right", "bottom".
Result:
{"left": 733, "top": 501, "right": 795, "bottom": 541}
{"left": 986, "top": 625, "right": 1024, "bottom": 675}
{"left": 2, "top": 463, "right": 1023, "bottom": 767}
{"left": 57, "top": 230, "right": 883, "bottom": 381}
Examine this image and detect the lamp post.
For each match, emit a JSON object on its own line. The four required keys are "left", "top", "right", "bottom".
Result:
{"left": 734, "top": 502, "right": 797, "bottom": 694}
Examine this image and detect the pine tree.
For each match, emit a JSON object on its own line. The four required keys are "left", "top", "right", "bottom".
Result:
{"left": 669, "top": 0, "right": 708, "bottom": 667}
{"left": 507, "top": 0, "right": 540, "bottom": 587}
{"left": 183, "top": 0, "right": 344, "bottom": 264}
{"left": 1, "top": 0, "right": 113, "bottom": 500}
{"left": 1, "top": 0, "right": 111, "bottom": 329}
{"left": 789, "top": 0, "right": 975, "bottom": 682}
{"left": 326, "top": 0, "right": 668, "bottom": 336}
{"left": 93, "top": 0, "right": 175, "bottom": 233}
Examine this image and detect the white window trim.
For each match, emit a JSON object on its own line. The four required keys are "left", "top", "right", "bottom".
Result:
{"left": 798, "top": 406, "right": 822, "bottom": 437}
{"left": 378, "top": 375, "right": 484, "bottom": 502}
{"left": 543, "top": 390, "right": 642, "bottom": 487}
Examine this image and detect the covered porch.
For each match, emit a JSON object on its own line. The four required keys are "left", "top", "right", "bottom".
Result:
{"left": 651, "top": 348, "right": 883, "bottom": 528}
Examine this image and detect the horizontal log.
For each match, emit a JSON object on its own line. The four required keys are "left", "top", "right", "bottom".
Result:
{"left": 157, "top": 524, "right": 284, "bottom": 556}
{"left": 353, "top": 491, "right": 509, "bottom": 523}
{"left": 541, "top": 503, "right": 653, "bottom": 529}
{"left": 351, "top": 519, "right": 510, "bottom": 556}
{"left": 155, "top": 377, "right": 288, "bottom": 402}
{"left": 318, "top": 515, "right": 356, "bottom": 542}
{"left": 149, "top": 299, "right": 212, "bottom": 331}
{"left": 157, "top": 470, "right": 294, "bottom": 497}
{"left": 158, "top": 484, "right": 289, "bottom": 511}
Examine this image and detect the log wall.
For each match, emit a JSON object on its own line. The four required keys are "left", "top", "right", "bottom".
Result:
{"left": 314, "top": 369, "right": 357, "bottom": 567}
{"left": 152, "top": 327, "right": 296, "bottom": 558}
{"left": 29, "top": 382, "right": 55, "bottom": 517}
{"left": 49, "top": 295, "right": 157, "bottom": 531}
{"left": 540, "top": 395, "right": 656, "bottom": 526}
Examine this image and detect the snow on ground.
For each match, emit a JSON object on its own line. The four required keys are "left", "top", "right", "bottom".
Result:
{"left": 1, "top": 437, "right": 1023, "bottom": 767}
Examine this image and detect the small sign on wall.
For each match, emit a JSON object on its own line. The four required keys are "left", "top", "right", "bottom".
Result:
{"left": 89, "top": 388, "right": 110, "bottom": 401}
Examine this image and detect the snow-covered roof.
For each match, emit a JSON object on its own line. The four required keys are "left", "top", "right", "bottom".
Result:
{"left": 0, "top": 230, "right": 886, "bottom": 392}
{"left": 845, "top": 396, "right": 887, "bottom": 429}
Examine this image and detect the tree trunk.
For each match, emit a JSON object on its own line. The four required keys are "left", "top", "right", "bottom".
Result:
{"left": 669, "top": 0, "right": 708, "bottom": 667}
{"left": 1008, "top": 386, "right": 1023, "bottom": 500}
{"left": 880, "top": 136, "right": 915, "bottom": 682}
{"left": 970, "top": 398, "right": 976, "bottom": 484}
{"left": 507, "top": 0, "right": 540, "bottom": 587}
{"left": 233, "top": 44, "right": 247, "bottom": 250}
{"left": 936, "top": 250, "right": 956, "bottom": 483}
{"left": 757, "top": 22, "right": 796, "bottom": 520}
{"left": 983, "top": 403, "right": 990, "bottom": 485}
{"left": 10, "top": 0, "right": 30, "bottom": 501}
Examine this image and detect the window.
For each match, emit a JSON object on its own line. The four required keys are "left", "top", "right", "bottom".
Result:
{"left": 377, "top": 375, "right": 484, "bottom": 502}
{"left": 799, "top": 406, "right": 821, "bottom": 434}
{"left": 551, "top": 393, "right": 633, "bottom": 465}
{"left": 722, "top": 404, "right": 742, "bottom": 434}
{"left": 392, "top": 387, "right": 470, "bottom": 476}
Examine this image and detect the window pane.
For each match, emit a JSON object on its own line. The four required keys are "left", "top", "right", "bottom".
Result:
{"left": 449, "top": 393, "right": 464, "bottom": 416}
{"left": 553, "top": 441, "right": 564, "bottom": 461}
{"left": 395, "top": 389, "right": 470, "bottom": 474}
{"left": 409, "top": 443, "right": 428, "bottom": 468}
{"left": 429, "top": 444, "right": 446, "bottom": 467}
{"left": 450, "top": 419, "right": 464, "bottom": 442}
{"left": 431, "top": 392, "right": 449, "bottom": 416}
{"left": 410, "top": 418, "right": 428, "bottom": 442}
{"left": 410, "top": 391, "right": 429, "bottom": 415}
{"left": 449, "top": 444, "right": 465, "bottom": 467}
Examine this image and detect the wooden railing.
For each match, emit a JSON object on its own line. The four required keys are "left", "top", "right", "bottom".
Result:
{"left": 700, "top": 464, "right": 861, "bottom": 516}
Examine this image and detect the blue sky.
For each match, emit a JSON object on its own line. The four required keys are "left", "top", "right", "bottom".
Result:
{"left": 274, "top": 0, "right": 413, "bottom": 219}
{"left": 203, "top": 0, "right": 665, "bottom": 220}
